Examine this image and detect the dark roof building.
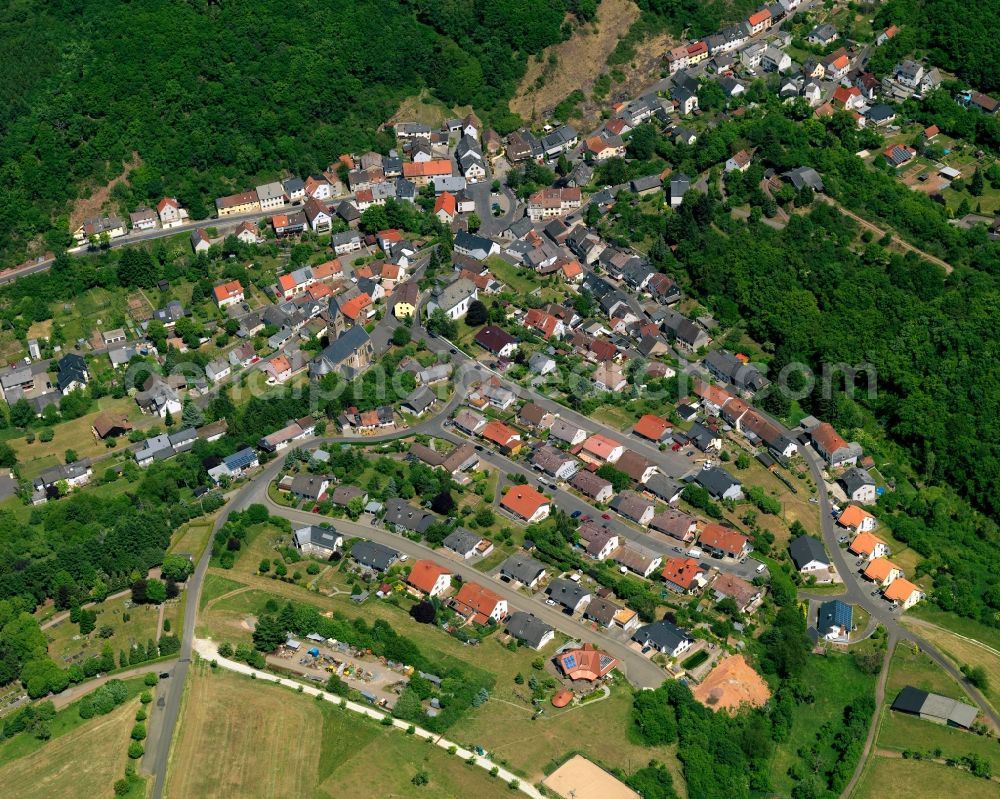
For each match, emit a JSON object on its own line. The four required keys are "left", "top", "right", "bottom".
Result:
{"left": 351, "top": 540, "right": 399, "bottom": 572}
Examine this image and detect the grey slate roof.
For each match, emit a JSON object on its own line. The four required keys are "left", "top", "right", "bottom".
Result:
{"left": 506, "top": 612, "right": 554, "bottom": 649}
{"left": 789, "top": 535, "right": 829, "bottom": 569}
{"left": 351, "top": 540, "right": 399, "bottom": 571}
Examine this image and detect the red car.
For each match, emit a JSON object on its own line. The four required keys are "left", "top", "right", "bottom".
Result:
{"left": 581, "top": 515, "right": 591, "bottom": 522}
{"left": 601, "top": 513, "right": 611, "bottom": 520}
{"left": 671, "top": 442, "right": 682, "bottom": 451}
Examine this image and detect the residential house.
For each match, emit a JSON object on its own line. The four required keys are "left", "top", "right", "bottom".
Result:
{"left": 580, "top": 434, "right": 624, "bottom": 465}
{"left": 713, "top": 573, "right": 762, "bottom": 614}
{"left": 549, "top": 419, "right": 588, "bottom": 446}
{"left": 500, "top": 485, "right": 550, "bottom": 523}
{"left": 506, "top": 612, "right": 555, "bottom": 650}
{"left": 56, "top": 354, "right": 88, "bottom": 393}
{"left": 427, "top": 277, "right": 477, "bottom": 320}
{"left": 289, "top": 474, "right": 330, "bottom": 502}
{"left": 190, "top": 228, "right": 211, "bottom": 253}
{"left": 351, "top": 541, "right": 399, "bottom": 573}
{"left": 583, "top": 597, "right": 624, "bottom": 630}
{"left": 569, "top": 471, "right": 614, "bottom": 504}
{"left": 895, "top": 60, "right": 924, "bottom": 89}
{"left": 406, "top": 560, "right": 452, "bottom": 598}
{"left": 610, "top": 492, "right": 655, "bottom": 526}
{"left": 212, "top": 279, "right": 244, "bottom": 309}
{"left": 747, "top": 8, "right": 771, "bottom": 34}
{"left": 668, "top": 174, "right": 691, "bottom": 208}
{"left": 761, "top": 46, "right": 791, "bottom": 73}
{"left": 92, "top": 412, "right": 132, "bottom": 440}
{"left": 672, "top": 85, "right": 698, "bottom": 115}
{"left": 293, "top": 525, "right": 343, "bottom": 559}
{"left": 807, "top": 24, "right": 838, "bottom": 47}
{"left": 699, "top": 523, "right": 751, "bottom": 559}
{"left": 282, "top": 176, "right": 306, "bottom": 203}
{"left": 474, "top": 326, "right": 517, "bottom": 358}
{"left": 784, "top": 166, "right": 825, "bottom": 192}
{"left": 555, "top": 644, "right": 618, "bottom": 681}
{"left": 840, "top": 467, "right": 877, "bottom": 504}
{"left": 693, "top": 466, "right": 743, "bottom": 501}
{"left": 453, "top": 408, "right": 486, "bottom": 436}
{"left": 499, "top": 554, "right": 547, "bottom": 588}
{"left": 704, "top": 349, "right": 769, "bottom": 393}
{"left": 73, "top": 215, "right": 127, "bottom": 243}
{"left": 866, "top": 104, "right": 897, "bottom": 126}
{"left": 810, "top": 422, "right": 862, "bottom": 466}
{"left": 156, "top": 197, "right": 186, "bottom": 228}
{"left": 592, "top": 363, "right": 627, "bottom": 393}
{"left": 584, "top": 133, "right": 626, "bottom": 161}
{"left": 129, "top": 207, "right": 158, "bottom": 231}
{"left": 454, "top": 231, "right": 499, "bottom": 260}
{"left": 849, "top": 531, "right": 888, "bottom": 563}
{"left": 633, "top": 414, "right": 672, "bottom": 443}
{"left": 818, "top": 599, "right": 853, "bottom": 640}
{"left": 207, "top": 448, "right": 259, "bottom": 483}
{"left": 632, "top": 620, "right": 693, "bottom": 658}
{"left": 402, "top": 386, "right": 437, "bottom": 417}
{"left": 884, "top": 144, "right": 916, "bottom": 167}
{"left": 824, "top": 52, "right": 851, "bottom": 81}
{"left": 451, "top": 582, "right": 507, "bottom": 625}
{"left": 864, "top": 557, "right": 903, "bottom": 588}
{"left": 531, "top": 445, "right": 578, "bottom": 481}
{"left": 215, "top": 190, "right": 260, "bottom": 217}
{"left": 527, "top": 187, "right": 582, "bottom": 221}
{"left": 256, "top": 181, "right": 286, "bottom": 212}
{"left": 839, "top": 505, "right": 876, "bottom": 533}
{"left": 789, "top": 535, "right": 830, "bottom": 574}
{"left": 383, "top": 498, "right": 437, "bottom": 535}
{"left": 613, "top": 544, "right": 662, "bottom": 578}
{"left": 303, "top": 198, "right": 332, "bottom": 232}
{"left": 546, "top": 578, "right": 591, "bottom": 614}
{"left": 518, "top": 402, "right": 555, "bottom": 430}
{"left": 615, "top": 451, "right": 658, "bottom": 485}
{"left": 649, "top": 509, "right": 697, "bottom": 542}
{"left": 661, "top": 558, "right": 708, "bottom": 594}
{"left": 433, "top": 191, "right": 457, "bottom": 223}
{"left": 577, "top": 522, "right": 620, "bottom": 561}
{"left": 443, "top": 528, "right": 494, "bottom": 560}
{"left": 883, "top": 579, "right": 925, "bottom": 610}
{"left": 331, "top": 230, "right": 362, "bottom": 255}
{"left": 392, "top": 281, "right": 420, "bottom": 319}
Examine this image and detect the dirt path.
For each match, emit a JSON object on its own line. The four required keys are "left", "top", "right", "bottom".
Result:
{"left": 903, "top": 617, "right": 1000, "bottom": 657}
{"left": 841, "top": 632, "right": 897, "bottom": 799}
{"left": 201, "top": 584, "right": 255, "bottom": 613}
{"left": 40, "top": 589, "right": 132, "bottom": 631}
{"left": 819, "top": 195, "right": 954, "bottom": 273}
{"left": 51, "top": 661, "right": 176, "bottom": 711}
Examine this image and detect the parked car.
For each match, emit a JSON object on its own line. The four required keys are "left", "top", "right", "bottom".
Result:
{"left": 601, "top": 513, "right": 611, "bottom": 520}
{"left": 570, "top": 510, "right": 582, "bottom": 518}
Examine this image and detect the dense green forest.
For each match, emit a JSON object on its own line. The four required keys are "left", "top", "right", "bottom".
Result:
{"left": 0, "top": 0, "right": 577, "bottom": 266}
{"left": 874, "top": 0, "right": 1000, "bottom": 93}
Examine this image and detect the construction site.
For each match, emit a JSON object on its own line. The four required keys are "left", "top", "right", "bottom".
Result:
{"left": 268, "top": 636, "right": 416, "bottom": 708}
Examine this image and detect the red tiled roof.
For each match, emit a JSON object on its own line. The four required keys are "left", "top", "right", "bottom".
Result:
{"left": 339, "top": 293, "right": 372, "bottom": 320}
{"left": 406, "top": 560, "right": 451, "bottom": 594}
{"left": 699, "top": 524, "right": 749, "bottom": 555}
{"left": 501, "top": 485, "right": 549, "bottom": 519}
{"left": 402, "top": 160, "right": 452, "bottom": 178}
{"left": 481, "top": 420, "right": 520, "bottom": 448}
{"left": 452, "top": 582, "right": 504, "bottom": 624}
{"left": 434, "top": 192, "right": 457, "bottom": 216}
{"left": 213, "top": 279, "right": 243, "bottom": 303}
{"left": 661, "top": 558, "right": 704, "bottom": 590}
{"left": 633, "top": 414, "right": 672, "bottom": 441}
{"left": 748, "top": 9, "right": 770, "bottom": 25}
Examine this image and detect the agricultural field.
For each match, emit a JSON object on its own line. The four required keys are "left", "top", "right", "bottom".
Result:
{"left": 0, "top": 697, "right": 141, "bottom": 799}
{"left": 769, "top": 649, "right": 878, "bottom": 797}
{"left": 167, "top": 665, "right": 515, "bottom": 799}
{"left": 853, "top": 754, "right": 996, "bottom": 799}
{"left": 44, "top": 593, "right": 160, "bottom": 668}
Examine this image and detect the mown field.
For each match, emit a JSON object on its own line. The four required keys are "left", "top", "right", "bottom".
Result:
{"left": 166, "top": 665, "right": 516, "bottom": 799}
{"left": 853, "top": 757, "right": 996, "bottom": 799}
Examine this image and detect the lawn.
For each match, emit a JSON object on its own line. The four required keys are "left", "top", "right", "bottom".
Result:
{"left": 169, "top": 520, "right": 215, "bottom": 559}
{"left": 853, "top": 755, "right": 995, "bottom": 799}
{"left": 878, "top": 710, "right": 1000, "bottom": 774}
{"left": 199, "top": 573, "right": 248, "bottom": 611}
{"left": 10, "top": 397, "right": 151, "bottom": 476}
{"left": 769, "top": 650, "right": 878, "bottom": 797}
{"left": 167, "top": 665, "right": 516, "bottom": 799}
{"left": 886, "top": 643, "right": 966, "bottom": 700}
{"left": 45, "top": 593, "right": 160, "bottom": 668}
{"left": 0, "top": 696, "right": 141, "bottom": 799}
{"left": 903, "top": 620, "right": 1000, "bottom": 714}
{"left": 486, "top": 256, "right": 540, "bottom": 296}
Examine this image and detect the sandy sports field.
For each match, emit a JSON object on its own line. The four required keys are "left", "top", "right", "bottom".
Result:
{"left": 543, "top": 754, "right": 639, "bottom": 799}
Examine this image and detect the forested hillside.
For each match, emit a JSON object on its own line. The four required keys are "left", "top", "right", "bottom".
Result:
{"left": 0, "top": 0, "right": 574, "bottom": 265}
{"left": 874, "top": 0, "right": 1000, "bottom": 93}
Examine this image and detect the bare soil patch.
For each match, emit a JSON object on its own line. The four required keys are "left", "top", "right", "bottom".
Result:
{"left": 692, "top": 654, "right": 771, "bottom": 712}
{"left": 69, "top": 151, "right": 143, "bottom": 229}
{"left": 511, "top": 0, "right": 641, "bottom": 124}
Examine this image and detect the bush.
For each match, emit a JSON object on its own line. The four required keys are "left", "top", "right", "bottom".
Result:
{"left": 135, "top": 708, "right": 147, "bottom": 721}
{"left": 139, "top": 691, "right": 152, "bottom": 705}
{"left": 114, "top": 779, "right": 130, "bottom": 796}
{"left": 39, "top": 428, "right": 55, "bottom": 443}
{"left": 144, "top": 672, "right": 159, "bottom": 686}
{"left": 131, "top": 723, "right": 147, "bottom": 741}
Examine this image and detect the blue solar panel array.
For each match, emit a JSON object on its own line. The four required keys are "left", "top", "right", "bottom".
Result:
{"left": 562, "top": 654, "right": 577, "bottom": 669}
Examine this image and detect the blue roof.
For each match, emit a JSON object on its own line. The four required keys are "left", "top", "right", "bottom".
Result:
{"left": 818, "top": 599, "right": 852, "bottom": 632}
{"left": 224, "top": 448, "right": 257, "bottom": 470}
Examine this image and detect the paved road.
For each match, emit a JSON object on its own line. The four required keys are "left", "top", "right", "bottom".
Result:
{"left": 263, "top": 501, "right": 668, "bottom": 689}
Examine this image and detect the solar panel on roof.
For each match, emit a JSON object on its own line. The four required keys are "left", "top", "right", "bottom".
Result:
{"left": 562, "top": 654, "right": 577, "bottom": 669}
{"left": 599, "top": 655, "right": 614, "bottom": 669}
